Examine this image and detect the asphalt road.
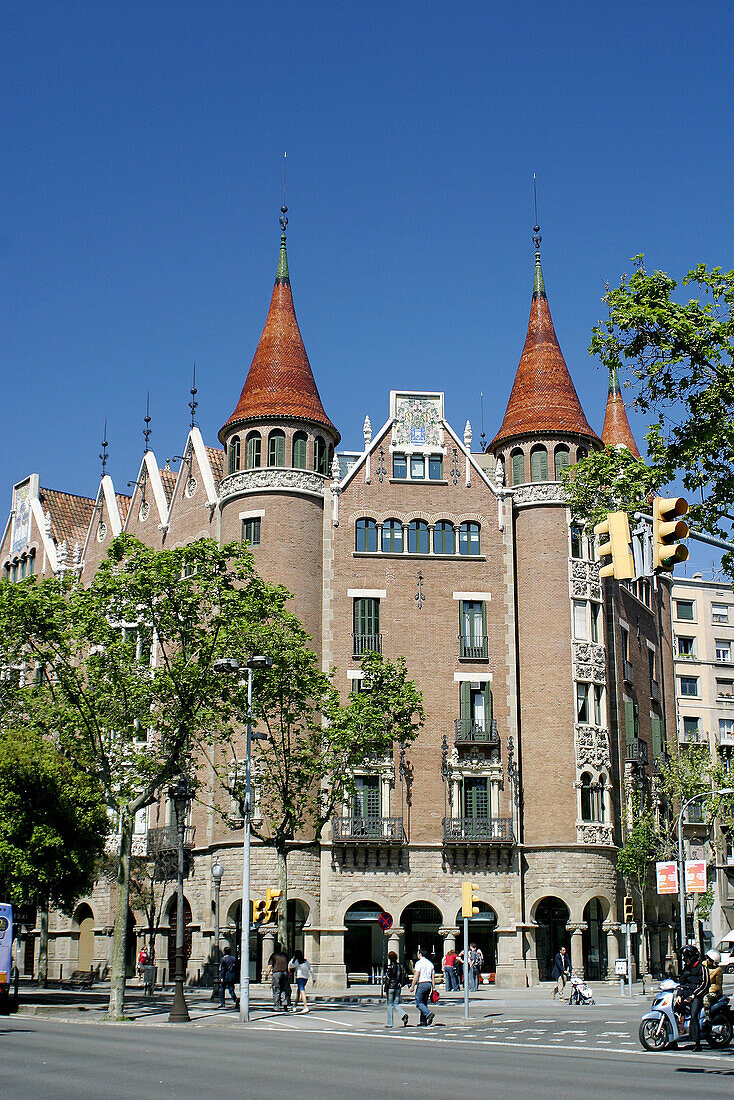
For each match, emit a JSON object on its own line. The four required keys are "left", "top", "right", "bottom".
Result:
{"left": 2, "top": 1014, "right": 733, "bottom": 1099}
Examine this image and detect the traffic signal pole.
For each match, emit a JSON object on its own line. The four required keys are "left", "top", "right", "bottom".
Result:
{"left": 463, "top": 916, "right": 469, "bottom": 1019}
{"left": 239, "top": 666, "right": 253, "bottom": 1024}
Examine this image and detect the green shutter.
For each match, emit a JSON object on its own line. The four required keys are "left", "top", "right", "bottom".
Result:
{"left": 624, "top": 699, "right": 635, "bottom": 745}
{"left": 651, "top": 714, "right": 663, "bottom": 759}
{"left": 484, "top": 682, "right": 493, "bottom": 723}
{"left": 512, "top": 451, "right": 525, "bottom": 485}
{"left": 464, "top": 777, "right": 488, "bottom": 819}
{"left": 354, "top": 776, "right": 380, "bottom": 818}
{"left": 460, "top": 681, "right": 471, "bottom": 723}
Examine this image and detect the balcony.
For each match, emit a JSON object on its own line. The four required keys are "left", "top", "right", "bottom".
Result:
{"left": 625, "top": 739, "right": 649, "bottom": 766}
{"left": 146, "top": 825, "right": 196, "bottom": 854}
{"left": 650, "top": 678, "right": 661, "bottom": 703}
{"left": 332, "top": 816, "right": 404, "bottom": 843}
{"left": 679, "top": 728, "right": 704, "bottom": 745}
{"left": 443, "top": 817, "right": 514, "bottom": 845}
{"left": 623, "top": 660, "right": 634, "bottom": 684}
{"left": 352, "top": 633, "right": 382, "bottom": 657}
{"left": 718, "top": 730, "right": 734, "bottom": 748}
{"left": 459, "top": 636, "right": 489, "bottom": 660}
{"left": 454, "top": 718, "right": 499, "bottom": 746}
{"left": 676, "top": 651, "right": 696, "bottom": 661}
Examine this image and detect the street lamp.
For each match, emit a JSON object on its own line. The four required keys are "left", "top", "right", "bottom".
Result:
{"left": 213, "top": 654, "right": 273, "bottom": 1023}
{"left": 210, "top": 859, "right": 224, "bottom": 1002}
{"left": 168, "top": 775, "right": 194, "bottom": 1023}
{"left": 676, "top": 787, "right": 734, "bottom": 951}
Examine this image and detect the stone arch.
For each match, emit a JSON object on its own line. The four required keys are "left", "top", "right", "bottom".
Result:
{"left": 531, "top": 895, "right": 571, "bottom": 982}
{"left": 343, "top": 898, "right": 389, "bottom": 975}
{"left": 335, "top": 889, "right": 392, "bottom": 926}
{"left": 72, "top": 902, "right": 95, "bottom": 972}
{"left": 400, "top": 900, "right": 444, "bottom": 966}
{"left": 571, "top": 888, "right": 613, "bottom": 926}
{"left": 450, "top": 891, "right": 512, "bottom": 931}
{"left": 398, "top": 889, "right": 451, "bottom": 927}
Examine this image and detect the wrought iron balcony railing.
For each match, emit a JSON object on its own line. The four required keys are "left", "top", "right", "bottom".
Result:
{"left": 625, "top": 739, "right": 649, "bottom": 766}
{"left": 458, "top": 636, "right": 489, "bottom": 660}
{"left": 352, "top": 633, "right": 382, "bottom": 657}
{"left": 718, "top": 730, "right": 734, "bottom": 747}
{"left": 650, "top": 678, "right": 661, "bottom": 703}
{"left": 442, "top": 817, "right": 514, "bottom": 844}
{"left": 623, "top": 660, "right": 634, "bottom": 684}
{"left": 454, "top": 718, "right": 499, "bottom": 745}
{"left": 146, "top": 824, "right": 196, "bottom": 856}
{"left": 332, "top": 816, "right": 404, "bottom": 843}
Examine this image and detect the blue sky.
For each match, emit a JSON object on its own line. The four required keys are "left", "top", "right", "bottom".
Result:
{"left": 3, "top": 2, "right": 732, "bottom": 572}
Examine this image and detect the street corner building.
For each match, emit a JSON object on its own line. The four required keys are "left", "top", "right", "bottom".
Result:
{"left": 1, "top": 211, "right": 681, "bottom": 991}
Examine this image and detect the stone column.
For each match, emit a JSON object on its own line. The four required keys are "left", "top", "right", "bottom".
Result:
{"left": 568, "top": 923, "right": 586, "bottom": 977}
{"left": 438, "top": 926, "right": 458, "bottom": 983}
{"left": 603, "top": 922, "right": 620, "bottom": 980}
{"left": 260, "top": 924, "right": 277, "bottom": 982}
{"left": 387, "top": 926, "right": 404, "bottom": 961}
{"left": 311, "top": 926, "right": 347, "bottom": 991}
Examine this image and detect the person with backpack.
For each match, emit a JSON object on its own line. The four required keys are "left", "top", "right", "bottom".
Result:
{"left": 383, "top": 950, "right": 409, "bottom": 1028}
{"left": 218, "top": 946, "right": 240, "bottom": 1009}
{"left": 465, "top": 943, "right": 484, "bottom": 992}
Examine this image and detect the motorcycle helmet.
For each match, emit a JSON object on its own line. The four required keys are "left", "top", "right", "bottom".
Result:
{"left": 705, "top": 949, "right": 721, "bottom": 966}
{"left": 682, "top": 944, "right": 700, "bottom": 963}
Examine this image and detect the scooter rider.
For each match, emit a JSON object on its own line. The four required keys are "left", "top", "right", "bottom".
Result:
{"left": 703, "top": 949, "right": 724, "bottom": 1021}
{"left": 679, "top": 945, "right": 710, "bottom": 1051}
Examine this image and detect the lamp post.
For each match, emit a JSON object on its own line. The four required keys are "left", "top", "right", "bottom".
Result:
{"left": 168, "top": 775, "right": 194, "bottom": 1023}
{"left": 676, "top": 787, "right": 733, "bottom": 952}
{"left": 210, "top": 859, "right": 224, "bottom": 1002}
{"left": 213, "top": 654, "right": 273, "bottom": 1023}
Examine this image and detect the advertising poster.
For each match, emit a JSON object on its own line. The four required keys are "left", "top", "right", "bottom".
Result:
{"left": 685, "top": 859, "right": 707, "bottom": 893}
{"left": 656, "top": 860, "right": 679, "bottom": 894}
{"left": 10, "top": 478, "right": 31, "bottom": 554}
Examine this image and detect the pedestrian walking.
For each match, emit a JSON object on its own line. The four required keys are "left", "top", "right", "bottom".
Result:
{"left": 137, "top": 945, "right": 149, "bottom": 983}
{"left": 443, "top": 948, "right": 459, "bottom": 992}
{"left": 266, "top": 942, "right": 291, "bottom": 1012}
{"left": 218, "top": 946, "right": 240, "bottom": 1009}
{"left": 409, "top": 948, "right": 436, "bottom": 1027}
{"left": 383, "top": 950, "right": 409, "bottom": 1028}
{"left": 551, "top": 945, "right": 571, "bottom": 1000}
{"left": 465, "top": 943, "right": 483, "bottom": 992}
{"left": 289, "top": 950, "right": 314, "bottom": 1013}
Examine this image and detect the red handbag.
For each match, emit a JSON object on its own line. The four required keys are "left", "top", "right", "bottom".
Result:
{"left": 430, "top": 990, "right": 440, "bottom": 1004}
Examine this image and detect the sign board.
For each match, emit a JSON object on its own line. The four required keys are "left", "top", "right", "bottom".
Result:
{"left": 378, "top": 911, "right": 393, "bottom": 931}
{"left": 656, "top": 860, "right": 679, "bottom": 895}
{"left": 620, "top": 923, "right": 638, "bottom": 934}
{"left": 685, "top": 859, "right": 707, "bottom": 894}
{"left": 615, "top": 959, "right": 627, "bottom": 976}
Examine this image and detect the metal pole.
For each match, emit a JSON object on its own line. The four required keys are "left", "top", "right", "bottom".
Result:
{"left": 169, "top": 792, "right": 190, "bottom": 1022}
{"left": 463, "top": 916, "right": 469, "bottom": 1019}
{"left": 211, "top": 879, "right": 221, "bottom": 1002}
{"left": 626, "top": 924, "right": 632, "bottom": 997}
{"left": 239, "top": 667, "right": 253, "bottom": 1024}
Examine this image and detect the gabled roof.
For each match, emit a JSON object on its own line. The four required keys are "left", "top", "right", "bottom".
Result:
{"left": 220, "top": 219, "right": 338, "bottom": 442}
{"left": 491, "top": 249, "right": 600, "bottom": 449}
{"left": 159, "top": 467, "right": 177, "bottom": 503}
{"left": 117, "top": 494, "right": 131, "bottom": 522}
{"left": 38, "top": 487, "right": 95, "bottom": 549}
{"left": 206, "top": 446, "right": 225, "bottom": 482}
{"left": 601, "top": 366, "right": 641, "bottom": 458}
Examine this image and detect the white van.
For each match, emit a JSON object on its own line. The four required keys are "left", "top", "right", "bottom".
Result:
{"left": 714, "top": 932, "right": 734, "bottom": 973}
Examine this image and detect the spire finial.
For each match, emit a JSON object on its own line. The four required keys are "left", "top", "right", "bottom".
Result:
{"left": 143, "top": 393, "right": 151, "bottom": 453}
{"left": 532, "top": 172, "right": 541, "bottom": 252}
{"left": 100, "top": 417, "right": 108, "bottom": 478}
{"left": 532, "top": 173, "right": 546, "bottom": 299}
{"left": 276, "top": 154, "right": 290, "bottom": 284}
{"left": 280, "top": 151, "right": 288, "bottom": 235}
{"left": 189, "top": 363, "right": 198, "bottom": 429}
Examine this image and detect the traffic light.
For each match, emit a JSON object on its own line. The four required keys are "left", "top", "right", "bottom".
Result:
{"left": 652, "top": 496, "right": 689, "bottom": 572}
{"left": 623, "top": 895, "right": 634, "bottom": 923}
{"left": 594, "top": 511, "right": 635, "bottom": 580}
{"left": 264, "top": 887, "right": 282, "bottom": 924}
{"left": 461, "top": 881, "right": 480, "bottom": 919}
{"left": 252, "top": 898, "right": 266, "bottom": 924}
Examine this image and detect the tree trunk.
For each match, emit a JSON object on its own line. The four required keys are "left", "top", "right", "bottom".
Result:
{"left": 108, "top": 812, "right": 134, "bottom": 1019}
{"left": 277, "top": 848, "right": 288, "bottom": 952}
{"left": 37, "top": 906, "right": 49, "bottom": 987}
{"left": 638, "top": 879, "right": 648, "bottom": 978}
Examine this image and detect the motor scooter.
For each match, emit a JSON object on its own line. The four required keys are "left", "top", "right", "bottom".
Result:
{"left": 639, "top": 979, "right": 733, "bottom": 1051}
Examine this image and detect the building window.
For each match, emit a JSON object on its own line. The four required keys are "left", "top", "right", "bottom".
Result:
{"left": 463, "top": 776, "right": 489, "bottom": 820}
{"left": 624, "top": 697, "right": 639, "bottom": 745}
{"left": 591, "top": 603, "right": 601, "bottom": 643}
{"left": 407, "top": 520, "right": 429, "bottom": 554}
{"left": 242, "top": 519, "right": 260, "bottom": 547}
{"left": 314, "top": 437, "right": 328, "bottom": 475}
{"left": 292, "top": 432, "right": 308, "bottom": 469}
{"left": 713, "top": 603, "right": 729, "bottom": 624}
{"left": 676, "top": 599, "right": 695, "bottom": 621}
{"left": 459, "top": 681, "right": 492, "bottom": 731}
{"left": 679, "top": 676, "right": 699, "bottom": 697}
{"left": 511, "top": 449, "right": 525, "bottom": 486}
{"left": 381, "top": 519, "right": 403, "bottom": 553}
{"left": 410, "top": 455, "right": 425, "bottom": 479}
{"left": 593, "top": 684, "right": 604, "bottom": 726}
{"left": 677, "top": 636, "right": 695, "bottom": 658}
{"left": 573, "top": 600, "right": 588, "bottom": 640}
{"left": 621, "top": 626, "right": 630, "bottom": 662}
{"left": 580, "top": 773, "right": 594, "bottom": 821}
{"left": 228, "top": 436, "right": 240, "bottom": 475}
{"left": 268, "top": 430, "right": 286, "bottom": 467}
{"left": 459, "top": 522, "right": 480, "bottom": 556}
{"left": 570, "top": 525, "right": 584, "bottom": 559}
{"left": 434, "top": 521, "right": 455, "bottom": 555}
{"left": 716, "top": 640, "right": 732, "bottom": 663}
{"left": 428, "top": 455, "right": 443, "bottom": 480}
{"left": 576, "top": 682, "right": 590, "bottom": 724}
{"left": 682, "top": 716, "right": 700, "bottom": 740}
{"left": 460, "top": 601, "right": 487, "bottom": 659}
{"left": 720, "top": 719, "right": 734, "bottom": 738}
{"left": 577, "top": 448, "right": 588, "bottom": 462}
{"left": 352, "top": 775, "right": 380, "bottom": 818}
{"left": 530, "top": 445, "right": 548, "bottom": 482}
{"left": 393, "top": 453, "right": 407, "bottom": 479}
{"left": 648, "top": 647, "right": 656, "bottom": 683}
{"left": 353, "top": 598, "right": 380, "bottom": 655}
{"left": 554, "top": 445, "right": 570, "bottom": 480}
{"left": 717, "top": 678, "right": 734, "bottom": 698}
{"left": 355, "top": 518, "right": 378, "bottom": 553}
{"left": 246, "top": 431, "right": 261, "bottom": 469}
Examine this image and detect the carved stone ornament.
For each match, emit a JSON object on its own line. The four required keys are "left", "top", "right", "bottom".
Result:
{"left": 219, "top": 468, "right": 326, "bottom": 503}
{"left": 570, "top": 559, "right": 601, "bottom": 599}
{"left": 360, "top": 753, "right": 396, "bottom": 785}
{"left": 185, "top": 476, "right": 197, "bottom": 498}
{"left": 392, "top": 396, "right": 444, "bottom": 449}
{"left": 575, "top": 724, "right": 612, "bottom": 770}
{"left": 573, "top": 642, "right": 606, "bottom": 681}
{"left": 512, "top": 482, "right": 567, "bottom": 508}
{"left": 139, "top": 500, "right": 150, "bottom": 522}
{"left": 96, "top": 522, "right": 107, "bottom": 543}
{"left": 576, "top": 823, "right": 614, "bottom": 846}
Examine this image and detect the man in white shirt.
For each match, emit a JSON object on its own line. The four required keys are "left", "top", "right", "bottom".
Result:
{"left": 409, "top": 947, "right": 436, "bottom": 1026}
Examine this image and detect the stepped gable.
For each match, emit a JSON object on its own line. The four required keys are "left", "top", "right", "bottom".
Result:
{"left": 491, "top": 248, "right": 599, "bottom": 448}
{"left": 220, "top": 214, "right": 338, "bottom": 442}
{"left": 601, "top": 365, "right": 641, "bottom": 458}
{"left": 39, "top": 488, "right": 95, "bottom": 548}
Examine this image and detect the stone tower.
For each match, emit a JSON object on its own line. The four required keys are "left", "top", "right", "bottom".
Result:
{"left": 218, "top": 208, "right": 340, "bottom": 644}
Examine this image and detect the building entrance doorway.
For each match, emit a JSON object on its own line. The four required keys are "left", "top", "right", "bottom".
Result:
{"left": 401, "top": 902, "right": 442, "bottom": 968}
{"left": 535, "top": 897, "right": 570, "bottom": 982}
{"left": 74, "top": 904, "right": 95, "bottom": 972}
{"left": 582, "top": 898, "right": 608, "bottom": 981}
{"left": 344, "top": 901, "right": 384, "bottom": 977}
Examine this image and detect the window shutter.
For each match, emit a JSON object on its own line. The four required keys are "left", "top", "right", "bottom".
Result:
{"left": 512, "top": 451, "right": 525, "bottom": 485}
{"left": 624, "top": 699, "right": 635, "bottom": 745}
{"left": 483, "top": 682, "right": 493, "bottom": 723}
{"left": 460, "top": 681, "right": 471, "bottom": 723}
{"left": 480, "top": 601, "right": 487, "bottom": 643}
{"left": 651, "top": 714, "right": 663, "bottom": 759}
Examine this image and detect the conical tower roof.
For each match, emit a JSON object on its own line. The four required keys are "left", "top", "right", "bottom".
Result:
{"left": 491, "top": 246, "right": 599, "bottom": 449}
{"left": 220, "top": 210, "right": 339, "bottom": 442}
{"left": 600, "top": 365, "right": 640, "bottom": 458}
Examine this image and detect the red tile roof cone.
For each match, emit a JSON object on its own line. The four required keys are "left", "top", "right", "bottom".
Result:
{"left": 490, "top": 246, "right": 600, "bottom": 449}
{"left": 601, "top": 365, "right": 641, "bottom": 458}
{"left": 220, "top": 210, "right": 339, "bottom": 443}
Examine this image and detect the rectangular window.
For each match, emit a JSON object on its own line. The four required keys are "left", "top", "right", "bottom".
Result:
{"left": 621, "top": 627, "right": 630, "bottom": 661}
{"left": 428, "top": 455, "right": 443, "bottom": 480}
{"left": 716, "top": 640, "right": 732, "bottom": 663}
{"left": 459, "top": 681, "right": 492, "bottom": 731}
{"left": 353, "top": 598, "right": 380, "bottom": 654}
{"left": 242, "top": 518, "right": 261, "bottom": 546}
{"left": 712, "top": 603, "right": 729, "bottom": 624}
{"left": 410, "top": 455, "right": 425, "bottom": 479}
{"left": 591, "top": 603, "right": 601, "bottom": 643}
{"left": 593, "top": 684, "right": 603, "bottom": 726}
{"left": 573, "top": 601, "right": 588, "bottom": 640}
{"left": 392, "top": 454, "right": 407, "bottom": 479}
{"left": 570, "top": 525, "right": 583, "bottom": 559}
{"left": 679, "top": 676, "right": 699, "bottom": 697}
{"left": 719, "top": 718, "right": 734, "bottom": 737}
{"left": 677, "top": 636, "right": 695, "bottom": 657}
{"left": 717, "top": 678, "right": 734, "bottom": 698}
{"left": 648, "top": 648, "right": 656, "bottom": 682}
{"left": 460, "top": 601, "right": 486, "bottom": 658}
{"left": 676, "top": 600, "right": 695, "bottom": 621}
{"left": 683, "top": 716, "right": 700, "bottom": 739}
{"left": 463, "top": 777, "right": 489, "bottom": 820}
{"left": 576, "top": 682, "right": 590, "bottom": 724}
{"left": 353, "top": 776, "right": 380, "bottom": 818}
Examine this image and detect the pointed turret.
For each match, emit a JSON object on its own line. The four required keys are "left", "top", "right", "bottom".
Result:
{"left": 219, "top": 208, "right": 339, "bottom": 442}
{"left": 600, "top": 365, "right": 640, "bottom": 458}
{"left": 490, "top": 243, "right": 599, "bottom": 449}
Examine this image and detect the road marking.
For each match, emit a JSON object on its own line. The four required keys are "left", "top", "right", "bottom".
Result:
{"left": 554, "top": 1030, "right": 586, "bottom": 1035}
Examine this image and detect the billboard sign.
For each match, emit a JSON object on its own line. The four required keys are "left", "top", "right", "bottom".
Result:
{"left": 656, "top": 860, "right": 679, "bottom": 895}
{"left": 685, "top": 859, "right": 707, "bottom": 894}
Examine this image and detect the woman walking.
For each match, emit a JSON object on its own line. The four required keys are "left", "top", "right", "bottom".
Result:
{"left": 289, "top": 950, "right": 314, "bottom": 1013}
{"left": 383, "top": 950, "right": 409, "bottom": 1028}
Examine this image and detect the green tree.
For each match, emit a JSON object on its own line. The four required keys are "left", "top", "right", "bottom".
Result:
{"left": 617, "top": 788, "right": 664, "bottom": 978}
{"left": 0, "top": 724, "right": 108, "bottom": 983}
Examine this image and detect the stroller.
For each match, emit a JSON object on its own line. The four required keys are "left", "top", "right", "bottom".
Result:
{"left": 567, "top": 975, "right": 595, "bottom": 1005}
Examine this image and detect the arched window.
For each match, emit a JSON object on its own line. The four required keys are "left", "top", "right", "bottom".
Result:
{"left": 228, "top": 436, "right": 240, "bottom": 475}
{"left": 511, "top": 449, "right": 525, "bottom": 486}
{"left": 314, "top": 437, "right": 328, "bottom": 475}
{"left": 570, "top": 524, "right": 584, "bottom": 559}
{"left": 245, "top": 431, "right": 261, "bottom": 469}
{"left": 407, "top": 520, "right": 429, "bottom": 554}
{"left": 580, "top": 773, "right": 593, "bottom": 821}
{"left": 459, "top": 521, "right": 480, "bottom": 556}
{"left": 327, "top": 444, "right": 335, "bottom": 475}
{"left": 382, "top": 519, "right": 403, "bottom": 553}
{"left": 530, "top": 445, "right": 548, "bottom": 482}
{"left": 434, "top": 520, "right": 455, "bottom": 555}
{"left": 268, "top": 430, "right": 286, "bottom": 467}
{"left": 554, "top": 445, "right": 570, "bottom": 480}
{"left": 292, "top": 431, "right": 308, "bottom": 469}
{"left": 355, "top": 518, "right": 378, "bottom": 553}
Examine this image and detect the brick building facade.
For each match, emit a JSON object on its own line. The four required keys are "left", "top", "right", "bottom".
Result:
{"left": 1, "top": 213, "right": 677, "bottom": 987}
